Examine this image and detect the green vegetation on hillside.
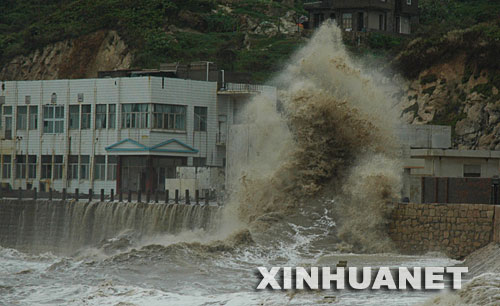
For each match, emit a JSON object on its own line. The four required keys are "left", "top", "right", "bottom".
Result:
{"left": 0, "top": 0, "right": 499, "bottom": 83}
{"left": 0, "top": 0, "right": 304, "bottom": 82}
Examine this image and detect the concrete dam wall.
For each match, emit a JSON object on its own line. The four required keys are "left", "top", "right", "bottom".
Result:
{"left": 389, "top": 203, "right": 500, "bottom": 259}
{"left": 0, "top": 199, "right": 221, "bottom": 254}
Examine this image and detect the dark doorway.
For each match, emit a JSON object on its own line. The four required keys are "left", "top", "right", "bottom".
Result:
{"left": 357, "top": 12, "right": 364, "bottom": 31}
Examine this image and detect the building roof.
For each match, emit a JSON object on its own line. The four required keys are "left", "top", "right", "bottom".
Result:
{"left": 105, "top": 138, "right": 199, "bottom": 155}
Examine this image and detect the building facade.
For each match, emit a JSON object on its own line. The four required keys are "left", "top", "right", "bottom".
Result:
{"left": 304, "top": 0, "right": 419, "bottom": 34}
{"left": 0, "top": 77, "right": 275, "bottom": 194}
{"left": 399, "top": 125, "right": 500, "bottom": 203}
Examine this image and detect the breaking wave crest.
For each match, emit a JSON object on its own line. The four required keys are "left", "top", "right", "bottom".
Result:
{"left": 224, "top": 21, "right": 402, "bottom": 252}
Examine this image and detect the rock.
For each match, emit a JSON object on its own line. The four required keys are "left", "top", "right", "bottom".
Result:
{"left": 0, "top": 30, "right": 132, "bottom": 80}
{"left": 467, "top": 103, "right": 485, "bottom": 123}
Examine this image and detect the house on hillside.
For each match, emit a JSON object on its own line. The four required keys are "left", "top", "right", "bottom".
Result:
{"left": 303, "top": 0, "right": 419, "bottom": 34}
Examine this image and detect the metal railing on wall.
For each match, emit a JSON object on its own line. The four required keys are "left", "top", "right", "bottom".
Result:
{"left": 0, "top": 187, "right": 222, "bottom": 206}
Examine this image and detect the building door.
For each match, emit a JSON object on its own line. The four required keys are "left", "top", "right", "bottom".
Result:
{"left": 357, "top": 12, "right": 364, "bottom": 31}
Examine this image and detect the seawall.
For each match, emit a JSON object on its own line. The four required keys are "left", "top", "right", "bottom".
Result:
{"left": 389, "top": 203, "right": 500, "bottom": 259}
{"left": 0, "top": 199, "right": 221, "bottom": 254}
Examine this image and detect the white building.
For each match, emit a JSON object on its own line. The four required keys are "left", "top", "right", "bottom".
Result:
{"left": 0, "top": 76, "right": 276, "bottom": 194}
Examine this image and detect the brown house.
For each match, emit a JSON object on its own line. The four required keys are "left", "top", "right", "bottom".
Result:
{"left": 304, "top": 0, "right": 418, "bottom": 34}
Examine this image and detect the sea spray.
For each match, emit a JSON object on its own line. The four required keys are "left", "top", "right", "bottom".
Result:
{"left": 223, "top": 21, "right": 403, "bottom": 252}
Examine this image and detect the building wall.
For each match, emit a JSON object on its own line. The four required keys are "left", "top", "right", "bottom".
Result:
{"left": 389, "top": 203, "right": 498, "bottom": 259}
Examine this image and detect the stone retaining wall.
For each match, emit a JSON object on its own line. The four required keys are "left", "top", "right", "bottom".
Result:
{"left": 389, "top": 203, "right": 499, "bottom": 259}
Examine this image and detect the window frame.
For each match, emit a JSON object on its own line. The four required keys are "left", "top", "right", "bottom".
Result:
{"left": 16, "top": 106, "right": 27, "bottom": 130}
{"left": 43, "top": 105, "right": 64, "bottom": 134}
{"left": 194, "top": 106, "right": 207, "bottom": 132}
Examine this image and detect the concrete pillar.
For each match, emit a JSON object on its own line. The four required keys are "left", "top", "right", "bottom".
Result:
{"left": 116, "top": 156, "right": 122, "bottom": 194}
{"left": 494, "top": 206, "right": 500, "bottom": 243}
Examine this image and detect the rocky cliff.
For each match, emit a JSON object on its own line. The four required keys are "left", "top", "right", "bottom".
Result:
{"left": 397, "top": 22, "right": 500, "bottom": 149}
{"left": 0, "top": 30, "right": 132, "bottom": 80}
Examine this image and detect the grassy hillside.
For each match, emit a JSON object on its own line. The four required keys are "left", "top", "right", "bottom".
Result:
{"left": 0, "top": 0, "right": 305, "bottom": 82}
{"left": 0, "top": 0, "right": 499, "bottom": 82}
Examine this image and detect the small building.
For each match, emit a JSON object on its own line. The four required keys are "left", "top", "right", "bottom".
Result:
{"left": 399, "top": 125, "right": 500, "bottom": 203}
{"left": 0, "top": 74, "right": 276, "bottom": 195}
{"left": 304, "top": 0, "right": 419, "bottom": 34}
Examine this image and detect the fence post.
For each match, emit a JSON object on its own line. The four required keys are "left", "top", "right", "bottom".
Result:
{"left": 75, "top": 188, "right": 79, "bottom": 201}
{"left": 49, "top": 188, "right": 53, "bottom": 201}
{"left": 146, "top": 191, "right": 150, "bottom": 203}
{"left": 185, "top": 190, "right": 190, "bottom": 205}
{"left": 18, "top": 187, "right": 22, "bottom": 200}
{"left": 205, "top": 190, "right": 209, "bottom": 206}
{"left": 154, "top": 190, "right": 158, "bottom": 203}
{"left": 100, "top": 189, "right": 104, "bottom": 202}
{"left": 111, "top": 189, "right": 114, "bottom": 202}
{"left": 128, "top": 190, "right": 132, "bottom": 203}
{"left": 33, "top": 187, "right": 37, "bottom": 200}
{"left": 137, "top": 189, "right": 142, "bottom": 203}
{"left": 0, "top": 185, "right": 2, "bottom": 199}
{"left": 62, "top": 188, "right": 67, "bottom": 201}
{"left": 119, "top": 190, "right": 123, "bottom": 202}
{"left": 175, "top": 189, "right": 179, "bottom": 204}
{"left": 195, "top": 190, "right": 199, "bottom": 205}
{"left": 165, "top": 190, "right": 169, "bottom": 204}
{"left": 88, "top": 189, "right": 93, "bottom": 202}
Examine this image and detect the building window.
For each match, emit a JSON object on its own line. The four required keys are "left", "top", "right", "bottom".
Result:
{"left": 194, "top": 106, "right": 207, "bottom": 132}
{"left": 3, "top": 106, "right": 12, "bottom": 139}
{"left": 152, "top": 104, "right": 186, "bottom": 130}
{"left": 80, "top": 155, "right": 90, "bottom": 180}
{"left": 94, "top": 155, "right": 106, "bottom": 180}
{"left": 464, "top": 165, "right": 481, "bottom": 178}
{"left": 342, "top": 13, "right": 352, "bottom": 31}
{"left": 15, "top": 155, "right": 26, "bottom": 179}
{"left": 122, "top": 104, "right": 149, "bottom": 129}
{"left": 108, "top": 104, "right": 116, "bottom": 129}
{"left": 68, "top": 155, "right": 79, "bottom": 180}
{"left": 28, "top": 155, "right": 36, "bottom": 179}
{"left": 2, "top": 155, "right": 11, "bottom": 179}
{"left": 54, "top": 155, "right": 63, "bottom": 180}
{"left": 407, "top": 0, "right": 412, "bottom": 5}
{"left": 107, "top": 156, "right": 117, "bottom": 181}
{"left": 16, "top": 106, "right": 27, "bottom": 130}
{"left": 193, "top": 157, "right": 206, "bottom": 167}
{"left": 96, "top": 104, "right": 107, "bottom": 129}
{"left": 41, "top": 155, "right": 52, "bottom": 179}
{"left": 43, "top": 105, "right": 64, "bottom": 133}
{"left": 81, "top": 105, "right": 91, "bottom": 129}
{"left": 29, "top": 106, "right": 37, "bottom": 130}
{"left": 69, "top": 105, "right": 80, "bottom": 130}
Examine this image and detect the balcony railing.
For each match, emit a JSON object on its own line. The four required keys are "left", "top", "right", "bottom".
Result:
{"left": 304, "top": 0, "right": 393, "bottom": 10}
